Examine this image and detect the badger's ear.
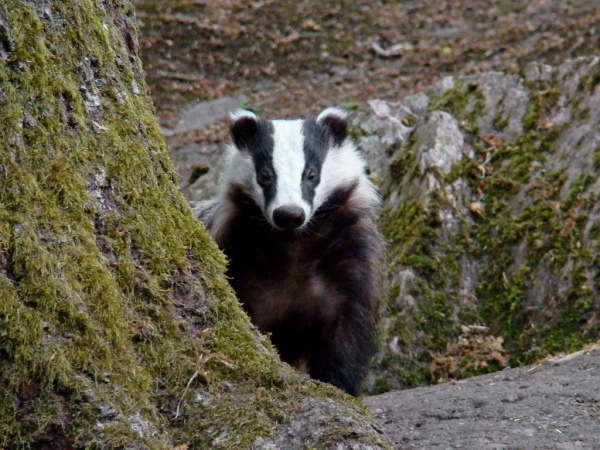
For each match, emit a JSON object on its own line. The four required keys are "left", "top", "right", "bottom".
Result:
{"left": 230, "top": 109, "right": 259, "bottom": 151}
{"left": 317, "top": 107, "right": 348, "bottom": 146}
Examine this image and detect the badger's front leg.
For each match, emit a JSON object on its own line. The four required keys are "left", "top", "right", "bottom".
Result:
{"left": 306, "top": 213, "right": 383, "bottom": 396}
{"left": 309, "top": 257, "right": 381, "bottom": 395}
{"left": 309, "top": 303, "right": 377, "bottom": 396}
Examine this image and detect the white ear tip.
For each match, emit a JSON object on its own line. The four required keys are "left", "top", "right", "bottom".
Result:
{"left": 230, "top": 109, "right": 258, "bottom": 122}
{"left": 317, "top": 107, "right": 347, "bottom": 122}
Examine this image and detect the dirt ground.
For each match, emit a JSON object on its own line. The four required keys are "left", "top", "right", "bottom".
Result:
{"left": 134, "top": 0, "right": 600, "bottom": 131}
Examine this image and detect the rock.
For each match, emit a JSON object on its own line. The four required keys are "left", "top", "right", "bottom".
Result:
{"left": 257, "top": 397, "right": 390, "bottom": 449}
{"left": 162, "top": 96, "right": 243, "bottom": 137}
{"left": 164, "top": 97, "right": 244, "bottom": 201}
{"left": 353, "top": 56, "right": 600, "bottom": 394}
{"left": 171, "top": 140, "right": 228, "bottom": 200}
{"left": 471, "top": 71, "right": 530, "bottom": 142}
{"left": 365, "top": 344, "right": 600, "bottom": 449}
{"left": 415, "top": 111, "right": 465, "bottom": 176}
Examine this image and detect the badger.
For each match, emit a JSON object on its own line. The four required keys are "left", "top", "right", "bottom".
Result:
{"left": 194, "top": 107, "right": 384, "bottom": 396}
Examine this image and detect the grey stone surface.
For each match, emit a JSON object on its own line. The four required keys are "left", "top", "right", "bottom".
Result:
{"left": 472, "top": 71, "right": 530, "bottom": 143}
{"left": 415, "top": 111, "right": 465, "bottom": 176}
{"left": 170, "top": 140, "right": 228, "bottom": 201}
{"left": 164, "top": 97, "right": 244, "bottom": 200}
{"left": 163, "top": 96, "right": 243, "bottom": 136}
{"left": 256, "top": 397, "right": 389, "bottom": 449}
{"left": 365, "top": 345, "right": 600, "bottom": 449}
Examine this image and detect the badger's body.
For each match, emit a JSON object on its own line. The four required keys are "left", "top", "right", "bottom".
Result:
{"left": 194, "top": 108, "right": 384, "bottom": 396}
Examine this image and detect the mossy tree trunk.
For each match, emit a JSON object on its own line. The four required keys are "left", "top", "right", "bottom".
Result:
{"left": 0, "top": 1, "right": 389, "bottom": 448}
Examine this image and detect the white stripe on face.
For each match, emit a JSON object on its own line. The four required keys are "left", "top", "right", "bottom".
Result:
{"left": 265, "top": 120, "right": 312, "bottom": 227}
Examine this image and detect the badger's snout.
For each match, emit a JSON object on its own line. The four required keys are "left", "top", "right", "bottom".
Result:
{"left": 273, "top": 205, "right": 306, "bottom": 230}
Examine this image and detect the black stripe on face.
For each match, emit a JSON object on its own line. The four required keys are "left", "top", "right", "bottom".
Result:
{"left": 301, "top": 117, "right": 329, "bottom": 206}
{"left": 231, "top": 115, "right": 277, "bottom": 207}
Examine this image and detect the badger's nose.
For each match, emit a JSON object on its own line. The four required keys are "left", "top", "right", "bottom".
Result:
{"left": 273, "top": 205, "right": 306, "bottom": 230}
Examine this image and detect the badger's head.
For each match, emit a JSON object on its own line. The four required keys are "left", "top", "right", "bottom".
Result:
{"left": 226, "top": 107, "right": 364, "bottom": 231}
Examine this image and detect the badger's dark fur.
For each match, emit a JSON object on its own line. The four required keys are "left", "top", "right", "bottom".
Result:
{"left": 194, "top": 108, "right": 384, "bottom": 396}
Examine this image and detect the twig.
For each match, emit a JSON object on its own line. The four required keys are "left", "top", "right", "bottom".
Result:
{"left": 371, "top": 42, "right": 406, "bottom": 58}
{"left": 175, "top": 370, "right": 200, "bottom": 419}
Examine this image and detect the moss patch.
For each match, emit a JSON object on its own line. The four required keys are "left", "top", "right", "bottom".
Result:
{"left": 465, "top": 80, "right": 600, "bottom": 365}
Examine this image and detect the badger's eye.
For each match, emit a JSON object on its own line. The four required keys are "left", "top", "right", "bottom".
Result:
{"left": 257, "top": 170, "right": 274, "bottom": 186}
{"left": 304, "top": 169, "right": 319, "bottom": 184}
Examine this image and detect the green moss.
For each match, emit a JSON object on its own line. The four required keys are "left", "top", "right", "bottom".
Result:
{"left": 429, "top": 80, "right": 485, "bottom": 134}
{"left": 348, "top": 126, "right": 367, "bottom": 141}
{"left": 430, "top": 81, "right": 471, "bottom": 118}
{"left": 187, "top": 164, "right": 210, "bottom": 185}
{"left": 580, "top": 68, "right": 600, "bottom": 92}
{"left": 388, "top": 144, "right": 417, "bottom": 183}
{"left": 522, "top": 88, "right": 560, "bottom": 133}
{"left": 468, "top": 83, "right": 600, "bottom": 366}
{"left": 380, "top": 191, "right": 481, "bottom": 388}
{"left": 594, "top": 147, "right": 600, "bottom": 172}
{"left": 493, "top": 108, "right": 509, "bottom": 131}
{"left": 521, "top": 98, "right": 541, "bottom": 132}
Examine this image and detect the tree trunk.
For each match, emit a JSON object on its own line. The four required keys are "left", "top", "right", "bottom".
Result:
{"left": 0, "top": 1, "right": 389, "bottom": 448}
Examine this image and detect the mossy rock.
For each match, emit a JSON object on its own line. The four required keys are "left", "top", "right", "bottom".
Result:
{"left": 355, "top": 57, "right": 600, "bottom": 393}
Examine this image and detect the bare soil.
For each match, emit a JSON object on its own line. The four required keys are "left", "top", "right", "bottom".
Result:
{"left": 134, "top": 0, "right": 600, "bottom": 131}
